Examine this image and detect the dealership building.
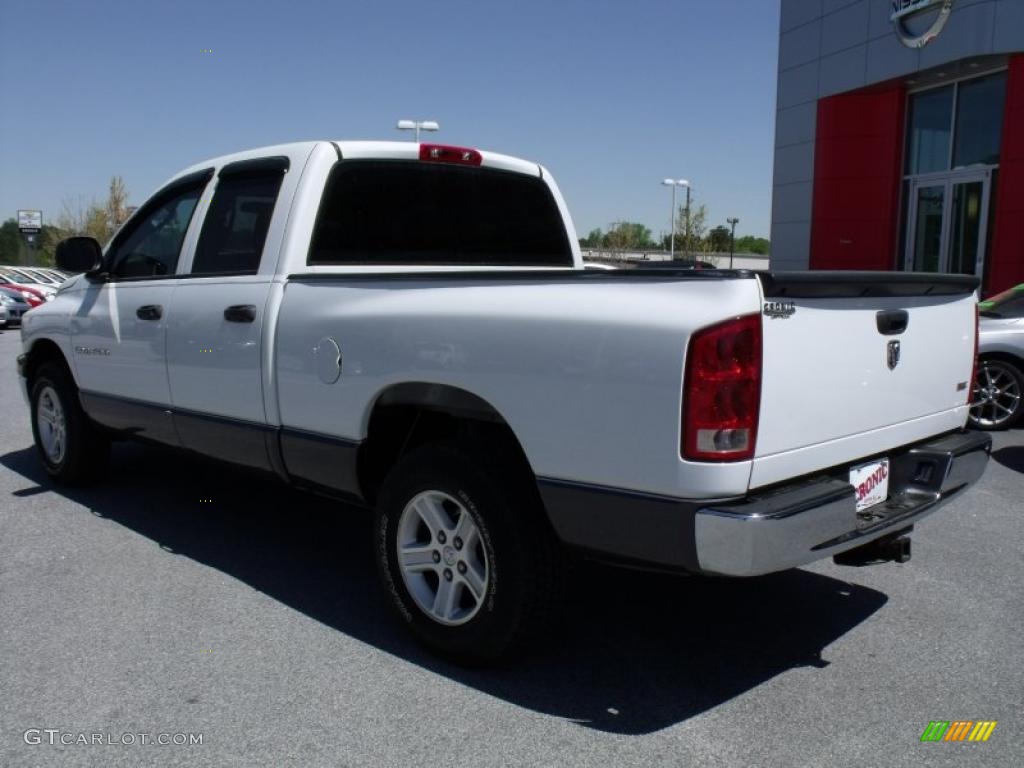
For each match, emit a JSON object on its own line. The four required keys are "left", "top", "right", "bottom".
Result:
{"left": 772, "top": 0, "right": 1024, "bottom": 295}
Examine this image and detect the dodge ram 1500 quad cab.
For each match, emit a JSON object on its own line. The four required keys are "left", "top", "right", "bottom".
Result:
{"left": 19, "top": 141, "right": 990, "bottom": 661}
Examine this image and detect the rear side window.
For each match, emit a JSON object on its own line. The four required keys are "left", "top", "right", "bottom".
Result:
{"left": 192, "top": 168, "right": 285, "bottom": 275}
{"left": 308, "top": 161, "right": 572, "bottom": 266}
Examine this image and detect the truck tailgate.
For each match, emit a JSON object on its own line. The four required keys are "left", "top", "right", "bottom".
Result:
{"left": 751, "top": 272, "right": 977, "bottom": 489}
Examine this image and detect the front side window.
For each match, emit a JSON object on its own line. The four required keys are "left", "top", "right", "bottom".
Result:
{"left": 109, "top": 184, "right": 204, "bottom": 278}
{"left": 308, "top": 161, "right": 572, "bottom": 267}
{"left": 191, "top": 171, "right": 284, "bottom": 275}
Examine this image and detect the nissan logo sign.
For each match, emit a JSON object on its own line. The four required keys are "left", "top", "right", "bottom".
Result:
{"left": 890, "top": 0, "right": 954, "bottom": 49}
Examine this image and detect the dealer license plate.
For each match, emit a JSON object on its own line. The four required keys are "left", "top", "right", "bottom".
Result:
{"left": 850, "top": 458, "right": 890, "bottom": 513}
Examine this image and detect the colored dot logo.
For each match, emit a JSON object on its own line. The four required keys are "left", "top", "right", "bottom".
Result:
{"left": 201, "top": 49, "right": 213, "bottom": 53}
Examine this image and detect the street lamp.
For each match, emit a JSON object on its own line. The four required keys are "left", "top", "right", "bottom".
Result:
{"left": 726, "top": 217, "right": 740, "bottom": 269}
{"left": 661, "top": 179, "right": 690, "bottom": 261}
{"left": 396, "top": 119, "right": 440, "bottom": 142}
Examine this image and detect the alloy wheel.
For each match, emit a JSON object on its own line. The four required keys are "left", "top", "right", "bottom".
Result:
{"left": 36, "top": 385, "right": 67, "bottom": 464}
{"left": 396, "top": 490, "right": 490, "bottom": 626}
{"left": 970, "top": 361, "right": 1022, "bottom": 428}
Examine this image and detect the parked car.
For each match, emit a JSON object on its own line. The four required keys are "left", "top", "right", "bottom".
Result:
{"left": 970, "top": 283, "right": 1024, "bottom": 429}
{"left": 0, "top": 287, "right": 33, "bottom": 326}
{"left": 40, "top": 268, "right": 72, "bottom": 283}
{"left": 634, "top": 258, "right": 719, "bottom": 270}
{"left": 19, "top": 140, "right": 989, "bottom": 662}
{"left": 0, "top": 276, "right": 46, "bottom": 307}
{"left": 18, "top": 267, "right": 65, "bottom": 286}
{"left": 0, "top": 267, "right": 57, "bottom": 299}
{"left": 0, "top": 304, "right": 7, "bottom": 328}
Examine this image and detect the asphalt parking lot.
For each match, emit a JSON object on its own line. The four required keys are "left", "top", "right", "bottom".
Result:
{"left": 0, "top": 327, "right": 1021, "bottom": 768}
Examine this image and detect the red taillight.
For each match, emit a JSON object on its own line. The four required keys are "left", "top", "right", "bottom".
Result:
{"left": 419, "top": 144, "right": 482, "bottom": 166}
{"left": 683, "top": 314, "right": 762, "bottom": 462}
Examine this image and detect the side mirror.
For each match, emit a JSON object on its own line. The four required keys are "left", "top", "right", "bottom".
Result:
{"left": 55, "top": 237, "right": 104, "bottom": 274}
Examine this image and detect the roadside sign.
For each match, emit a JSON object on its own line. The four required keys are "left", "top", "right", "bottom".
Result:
{"left": 17, "top": 209, "right": 42, "bottom": 234}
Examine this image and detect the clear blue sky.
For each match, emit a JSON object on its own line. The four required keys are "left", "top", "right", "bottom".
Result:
{"left": 0, "top": 0, "right": 780, "bottom": 240}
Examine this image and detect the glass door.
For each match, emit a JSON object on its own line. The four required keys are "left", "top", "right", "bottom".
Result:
{"left": 948, "top": 179, "right": 988, "bottom": 275}
{"left": 905, "top": 170, "right": 991, "bottom": 275}
{"left": 909, "top": 184, "right": 945, "bottom": 272}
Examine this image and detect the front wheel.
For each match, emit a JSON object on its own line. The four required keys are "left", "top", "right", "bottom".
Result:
{"left": 374, "top": 442, "right": 560, "bottom": 663}
{"left": 30, "top": 362, "right": 109, "bottom": 484}
{"left": 969, "top": 358, "right": 1023, "bottom": 430}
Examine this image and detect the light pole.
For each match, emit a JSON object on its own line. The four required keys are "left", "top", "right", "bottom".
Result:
{"left": 662, "top": 179, "right": 690, "bottom": 261}
{"left": 396, "top": 119, "right": 439, "bottom": 142}
{"left": 727, "top": 217, "right": 740, "bottom": 269}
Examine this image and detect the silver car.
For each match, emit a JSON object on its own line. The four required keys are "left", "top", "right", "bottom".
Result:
{"left": 0, "top": 286, "right": 32, "bottom": 327}
{"left": 970, "top": 284, "right": 1024, "bottom": 429}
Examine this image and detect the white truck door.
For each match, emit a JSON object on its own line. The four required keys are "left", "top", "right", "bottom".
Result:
{"left": 165, "top": 157, "right": 292, "bottom": 470}
{"left": 71, "top": 171, "right": 211, "bottom": 445}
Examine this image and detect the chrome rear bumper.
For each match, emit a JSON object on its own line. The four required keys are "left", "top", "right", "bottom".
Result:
{"left": 694, "top": 430, "right": 992, "bottom": 577}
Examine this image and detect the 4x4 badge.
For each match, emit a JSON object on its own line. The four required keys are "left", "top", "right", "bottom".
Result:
{"left": 887, "top": 340, "right": 901, "bottom": 370}
{"left": 763, "top": 301, "right": 796, "bottom": 319}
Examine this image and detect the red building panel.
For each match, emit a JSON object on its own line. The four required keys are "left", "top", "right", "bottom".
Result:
{"left": 810, "top": 86, "right": 906, "bottom": 273}
{"left": 988, "top": 55, "right": 1024, "bottom": 295}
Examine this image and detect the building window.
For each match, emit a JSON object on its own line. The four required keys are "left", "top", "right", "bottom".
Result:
{"left": 953, "top": 73, "right": 1007, "bottom": 168}
{"left": 905, "top": 71, "right": 1007, "bottom": 176}
{"left": 906, "top": 85, "right": 954, "bottom": 175}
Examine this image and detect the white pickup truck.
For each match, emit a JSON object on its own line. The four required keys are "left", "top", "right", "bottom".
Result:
{"left": 19, "top": 141, "right": 990, "bottom": 661}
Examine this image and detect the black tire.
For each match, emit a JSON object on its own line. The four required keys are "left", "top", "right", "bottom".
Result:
{"left": 969, "top": 358, "right": 1024, "bottom": 430}
{"left": 374, "top": 441, "right": 561, "bottom": 664}
{"left": 30, "top": 361, "right": 109, "bottom": 484}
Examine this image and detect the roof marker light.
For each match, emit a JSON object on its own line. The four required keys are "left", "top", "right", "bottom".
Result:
{"left": 419, "top": 144, "right": 482, "bottom": 166}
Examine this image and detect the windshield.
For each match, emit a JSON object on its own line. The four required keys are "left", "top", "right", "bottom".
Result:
{"left": 2, "top": 268, "right": 42, "bottom": 284}
{"left": 27, "top": 271, "right": 60, "bottom": 284}
{"left": 979, "top": 283, "right": 1024, "bottom": 318}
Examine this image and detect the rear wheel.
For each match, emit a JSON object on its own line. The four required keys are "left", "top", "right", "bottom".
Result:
{"left": 374, "top": 442, "right": 560, "bottom": 663}
{"left": 30, "top": 362, "right": 109, "bottom": 484}
{"left": 969, "top": 358, "right": 1023, "bottom": 430}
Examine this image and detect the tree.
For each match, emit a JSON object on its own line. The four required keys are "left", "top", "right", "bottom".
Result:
{"left": 603, "top": 221, "right": 654, "bottom": 251}
{"left": 0, "top": 219, "right": 65, "bottom": 267}
{"left": 708, "top": 225, "right": 731, "bottom": 253}
{"left": 579, "top": 228, "right": 604, "bottom": 248}
{"left": 54, "top": 175, "right": 132, "bottom": 247}
{"left": 0, "top": 220, "right": 21, "bottom": 264}
{"left": 662, "top": 201, "right": 709, "bottom": 256}
{"left": 105, "top": 176, "right": 131, "bottom": 233}
{"left": 735, "top": 235, "right": 770, "bottom": 255}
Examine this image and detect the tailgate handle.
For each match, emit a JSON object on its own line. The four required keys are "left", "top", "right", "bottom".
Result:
{"left": 876, "top": 310, "right": 909, "bottom": 335}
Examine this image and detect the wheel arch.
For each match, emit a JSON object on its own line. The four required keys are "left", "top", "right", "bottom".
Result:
{"left": 357, "top": 382, "right": 538, "bottom": 505}
{"left": 979, "top": 349, "right": 1024, "bottom": 369}
{"left": 22, "top": 337, "right": 75, "bottom": 389}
